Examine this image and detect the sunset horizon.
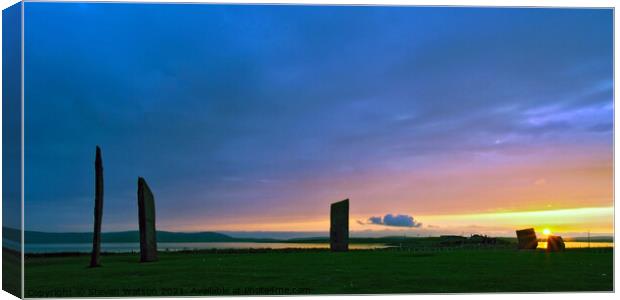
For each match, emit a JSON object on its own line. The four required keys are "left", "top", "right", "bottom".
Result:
{"left": 22, "top": 205, "right": 613, "bottom": 238}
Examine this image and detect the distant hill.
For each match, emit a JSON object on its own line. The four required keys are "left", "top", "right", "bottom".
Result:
{"left": 4, "top": 227, "right": 235, "bottom": 244}
{"left": 3, "top": 227, "right": 21, "bottom": 242}
{"left": 3, "top": 227, "right": 613, "bottom": 244}
{"left": 565, "top": 236, "right": 614, "bottom": 243}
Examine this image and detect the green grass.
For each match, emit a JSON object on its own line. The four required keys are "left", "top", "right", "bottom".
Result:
{"left": 2, "top": 248, "right": 22, "bottom": 298}
{"left": 25, "top": 248, "right": 613, "bottom": 297}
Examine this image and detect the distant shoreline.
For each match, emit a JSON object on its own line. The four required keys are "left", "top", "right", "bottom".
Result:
{"left": 5, "top": 245, "right": 613, "bottom": 259}
{"left": 5, "top": 238, "right": 613, "bottom": 255}
{"left": 4, "top": 227, "right": 613, "bottom": 244}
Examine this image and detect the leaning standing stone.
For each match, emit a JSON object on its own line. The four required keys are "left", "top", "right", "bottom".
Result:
{"left": 138, "top": 177, "right": 158, "bottom": 262}
{"left": 516, "top": 228, "right": 538, "bottom": 250}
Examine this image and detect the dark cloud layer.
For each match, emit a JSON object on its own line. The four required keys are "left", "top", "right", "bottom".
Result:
{"left": 22, "top": 4, "right": 613, "bottom": 231}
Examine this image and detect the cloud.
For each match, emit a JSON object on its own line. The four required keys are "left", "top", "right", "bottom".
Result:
{"left": 364, "top": 214, "right": 422, "bottom": 228}
{"left": 368, "top": 216, "right": 383, "bottom": 224}
{"left": 588, "top": 122, "right": 613, "bottom": 132}
{"left": 534, "top": 178, "right": 547, "bottom": 185}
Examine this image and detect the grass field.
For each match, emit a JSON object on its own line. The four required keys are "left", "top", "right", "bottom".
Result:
{"left": 2, "top": 248, "right": 21, "bottom": 298}
{"left": 22, "top": 247, "right": 613, "bottom": 296}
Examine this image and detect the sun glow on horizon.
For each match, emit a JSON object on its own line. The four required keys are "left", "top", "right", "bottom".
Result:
{"left": 154, "top": 206, "right": 613, "bottom": 236}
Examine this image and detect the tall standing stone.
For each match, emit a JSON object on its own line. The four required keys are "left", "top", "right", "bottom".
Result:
{"left": 330, "top": 199, "right": 349, "bottom": 252}
{"left": 516, "top": 228, "right": 538, "bottom": 250}
{"left": 90, "top": 146, "right": 104, "bottom": 267}
{"left": 137, "top": 177, "right": 158, "bottom": 262}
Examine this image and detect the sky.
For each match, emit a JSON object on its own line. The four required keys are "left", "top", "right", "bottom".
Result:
{"left": 23, "top": 4, "right": 613, "bottom": 237}
{"left": 2, "top": 2, "right": 22, "bottom": 231}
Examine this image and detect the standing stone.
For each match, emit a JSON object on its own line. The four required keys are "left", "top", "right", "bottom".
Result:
{"left": 137, "top": 177, "right": 158, "bottom": 262}
{"left": 546, "top": 235, "right": 565, "bottom": 252}
{"left": 90, "top": 146, "right": 104, "bottom": 267}
{"left": 330, "top": 199, "right": 349, "bottom": 252}
{"left": 516, "top": 228, "right": 538, "bottom": 250}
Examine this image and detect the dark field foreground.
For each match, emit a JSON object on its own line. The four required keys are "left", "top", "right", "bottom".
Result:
{"left": 25, "top": 248, "right": 613, "bottom": 297}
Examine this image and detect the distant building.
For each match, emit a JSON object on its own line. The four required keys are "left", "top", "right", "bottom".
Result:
{"left": 470, "top": 234, "right": 497, "bottom": 245}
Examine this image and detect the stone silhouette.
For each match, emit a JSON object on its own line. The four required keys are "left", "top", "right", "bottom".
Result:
{"left": 90, "top": 146, "right": 104, "bottom": 267}
{"left": 137, "top": 177, "right": 158, "bottom": 262}
{"left": 330, "top": 199, "right": 349, "bottom": 252}
{"left": 546, "top": 235, "right": 565, "bottom": 252}
{"left": 516, "top": 228, "right": 538, "bottom": 250}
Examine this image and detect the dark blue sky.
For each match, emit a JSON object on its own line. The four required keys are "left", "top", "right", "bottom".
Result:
{"left": 3, "top": 2, "right": 22, "bottom": 230}
{"left": 23, "top": 4, "right": 612, "bottom": 234}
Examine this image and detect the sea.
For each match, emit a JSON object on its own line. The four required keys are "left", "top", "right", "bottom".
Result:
{"left": 3, "top": 239, "right": 612, "bottom": 254}
{"left": 20, "top": 242, "right": 390, "bottom": 253}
